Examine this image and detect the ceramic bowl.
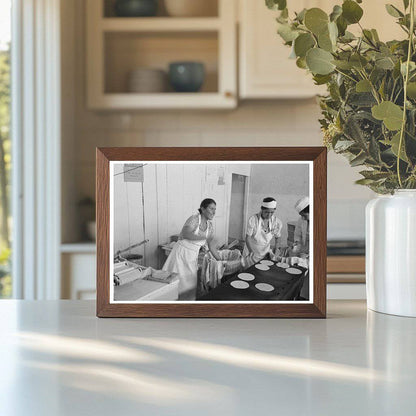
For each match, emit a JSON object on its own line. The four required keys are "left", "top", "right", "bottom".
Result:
{"left": 168, "top": 62, "right": 205, "bottom": 92}
{"left": 114, "top": 0, "right": 158, "bottom": 17}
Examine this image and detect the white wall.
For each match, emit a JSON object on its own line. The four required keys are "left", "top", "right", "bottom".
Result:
{"left": 247, "top": 164, "right": 309, "bottom": 245}
{"left": 113, "top": 163, "right": 145, "bottom": 261}
{"left": 113, "top": 163, "right": 251, "bottom": 269}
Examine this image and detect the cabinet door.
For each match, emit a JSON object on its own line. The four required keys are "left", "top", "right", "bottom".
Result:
{"left": 86, "top": 0, "right": 237, "bottom": 109}
{"left": 239, "top": 0, "right": 405, "bottom": 99}
{"left": 239, "top": 0, "right": 323, "bottom": 99}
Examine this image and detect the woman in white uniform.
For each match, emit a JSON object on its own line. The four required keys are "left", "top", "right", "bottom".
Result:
{"left": 163, "top": 198, "right": 220, "bottom": 300}
{"left": 293, "top": 196, "right": 309, "bottom": 256}
{"left": 243, "top": 197, "right": 283, "bottom": 268}
{"left": 293, "top": 196, "right": 310, "bottom": 300}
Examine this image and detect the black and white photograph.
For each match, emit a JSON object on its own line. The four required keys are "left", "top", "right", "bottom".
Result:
{"left": 110, "top": 161, "right": 313, "bottom": 303}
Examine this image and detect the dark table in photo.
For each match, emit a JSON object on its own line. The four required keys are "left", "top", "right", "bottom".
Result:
{"left": 198, "top": 260, "right": 307, "bottom": 301}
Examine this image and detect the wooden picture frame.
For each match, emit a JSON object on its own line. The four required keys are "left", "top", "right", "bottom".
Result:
{"left": 96, "top": 147, "right": 327, "bottom": 318}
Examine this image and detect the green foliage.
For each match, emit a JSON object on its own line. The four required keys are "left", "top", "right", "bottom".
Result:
{"left": 0, "top": 49, "right": 10, "bottom": 128}
{"left": 266, "top": 0, "right": 416, "bottom": 194}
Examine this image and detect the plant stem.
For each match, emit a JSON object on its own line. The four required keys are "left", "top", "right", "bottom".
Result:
{"left": 358, "top": 69, "right": 380, "bottom": 104}
{"left": 397, "top": 0, "right": 415, "bottom": 188}
{"left": 334, "top": 68, "right": 357, "bottom": 83}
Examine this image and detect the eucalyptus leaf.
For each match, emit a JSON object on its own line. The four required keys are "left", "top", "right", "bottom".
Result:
{"left": 306, "top": 48, "right": 335, "bottom": 75}
{"left": 333, "top": 59, "right": 353, "bottom": 70}
{"left": 336, "top": 15, "right": 348, "bottom": 36}
{"left": 375, "top": 56, "right": 396, "bottom": 70}
{"left": 294, "top": 33, "right": 315, "bottom": 57}
{"left": 277, "top": 23, "right": 299, "bottom": 42}
{"left": 356, "top": 79, "right": 372, "bottom": 92}
{"left": 385, "top": 4, "right": 404, "bottom": 18}
{"left": 355, "top": 178, "right": 377, "bottom": 185}
{"left": 393, "top": 61, "right": 402, "bottom": 79}
{"left": 371, "top": 29, "right": 380, "bottom": 42}
{"left": 403, "top": 0, "right": 409, "bottom": 10}
{"left": 350, "top": 54, "right": 368, "bottom": 69}
{"left": 296, "top": 57, "right": 307, "bottom": 69}
{"left": 372, "top": 101, "right": 404, "bottom": 130}
{"left": 342, "top": 0, "right": 364, "bottom": 24}
{"left": 318, "top": 31, "right": 334, "bottom": 52}
{"left": 334, "top": 139, "right": 356, "bottom": 151}
{"left": 401, "top": 61, "right": 416, "bottom": 76}
{"left": 407, "top": 82, "right": 416, "bottom": 99}
{"left": 266, "top": 0, "right": 287, "bottom": 11}
{"left": 369, "top": 136, "right": 381, "bottom": 162}
{"left": 313, "top": 74, "right": 332, "bottom": 85}
{"left": 280, "top": 8, "right": 289, "bottom": 19}
{"left": 363, "top": 29, "right": 375, "bottom": 44}
{"left": 350, "top": 152, "right": 368, "bottom": 167}
{"left": 348, "top": 92, "right": 377, "bottom": 107}
{"left": 304, "top": 8, "right": 329, "bottom": 35}
{"left": 381, "top": 132, "right": 409, "bottom": 162}
{"left": 330, "top": 5, "right": 342, "bottom": 22}
{"left": 341, "top": 31, "right": 356, "bottom": 42}
{"left": 359, "top": 170, "right": 391, "bottom": 180}
{"left": 295, "top": 8, "right": 307, "bottom": 22}
{"left": 328, "top": 21, "right": 338, "bottom": 45}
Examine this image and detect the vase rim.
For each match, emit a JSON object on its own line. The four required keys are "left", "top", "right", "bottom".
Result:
{"left": 394, "top": 189, "right": 416, "bottom": 195}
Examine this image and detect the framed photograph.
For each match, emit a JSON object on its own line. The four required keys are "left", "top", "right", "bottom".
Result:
{"left": 96, "top": 147, "right": 327, "bottom": 318}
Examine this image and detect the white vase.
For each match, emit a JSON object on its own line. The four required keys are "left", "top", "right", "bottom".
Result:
{"left": 366, "top": 190, "right": 416, "bottom": 317}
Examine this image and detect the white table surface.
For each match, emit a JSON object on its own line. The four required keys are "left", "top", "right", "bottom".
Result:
{"left": 1, "top": 300, "right": 415, "bottom": 416}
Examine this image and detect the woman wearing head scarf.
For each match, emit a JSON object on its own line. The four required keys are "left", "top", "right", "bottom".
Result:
{"left": 163, "top": 198, "right": 220, "bottom": 300}
{"left": 242, "top": 197, "right": 283, "bottom": 268}
{"left": 293, "top": 196, "right": 309, "bottom": 256}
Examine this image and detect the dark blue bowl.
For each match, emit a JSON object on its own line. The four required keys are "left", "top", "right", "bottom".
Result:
{"left": 169, "top": 62, "right": 205, "bottom": 92}
{"left": 114, "top": 0, "right": 158, "bottom": 17}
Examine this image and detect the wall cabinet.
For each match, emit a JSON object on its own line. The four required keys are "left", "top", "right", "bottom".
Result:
{"left": 239, "top": 0, "right": 326, "bottom": 99}
{"left": 86, "top": 0, "right": 237, "bottom": 109}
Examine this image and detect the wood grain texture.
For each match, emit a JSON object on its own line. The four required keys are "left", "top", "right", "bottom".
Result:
{"left": 96, "top": 147, "right": 327, "bottom": 318}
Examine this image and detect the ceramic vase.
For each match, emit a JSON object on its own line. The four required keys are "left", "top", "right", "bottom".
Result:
{"left": 366, "top": 190, "right": 416, "bottom": 317}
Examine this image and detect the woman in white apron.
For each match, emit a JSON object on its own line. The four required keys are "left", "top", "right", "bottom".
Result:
{"left": 163, "top": 198, "right": 220, "bottom": 300}
{"left": 243, "top": 197, "right": 282, "bottom": 268}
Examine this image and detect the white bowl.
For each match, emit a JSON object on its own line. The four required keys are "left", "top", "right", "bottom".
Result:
{"left": 127, "top": 68, "right": 167, "bottom": 93}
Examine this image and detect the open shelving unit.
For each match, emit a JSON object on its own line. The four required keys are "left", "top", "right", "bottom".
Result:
{"left": 86, "top": 0, "right": 237, "bottom": 109}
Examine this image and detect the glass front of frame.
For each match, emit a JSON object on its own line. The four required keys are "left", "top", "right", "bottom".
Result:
{"left": 110, "top": 161, "right": 313, "bottom": 304}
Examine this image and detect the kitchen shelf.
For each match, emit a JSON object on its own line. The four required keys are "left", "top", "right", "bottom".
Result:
{"left": 101, "top": 17, "right": 221, "bottom": 32}
{"left": 61, "top": 242, "right": 96, "bottom": 253}
{"left": 92, "top": 92, "right": 235, "bottom": 110}
{"left": 86, "top": 0, "right": 236, "bottom": 109}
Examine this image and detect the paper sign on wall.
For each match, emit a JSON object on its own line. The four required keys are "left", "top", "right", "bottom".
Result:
{"left": 124, "top": 164, "right": 143, "bottom": 182}
{"left": 218, "top": 166, "right": 225, "bottom": 185}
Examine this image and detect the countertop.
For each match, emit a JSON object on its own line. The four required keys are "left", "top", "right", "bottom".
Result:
{"left": 1, "top": 300, "right": 415, "bottom": 415}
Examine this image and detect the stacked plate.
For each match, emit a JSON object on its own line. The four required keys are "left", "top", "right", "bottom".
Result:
{"left": 127, "top": 68, "right": 167, "bottom": 93}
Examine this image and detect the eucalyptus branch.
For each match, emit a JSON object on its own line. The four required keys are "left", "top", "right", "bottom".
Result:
{"left": 397, "top": 0, "right": 415, "bottom": 187}
{"left": 393, "top": 86, "right": 404, "bottom": 103}
{"left": 334, "top": 68, "right": 358, "bottom": 83}
{"left": 390, "top": 79, "right": 398, "bottom": 101}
